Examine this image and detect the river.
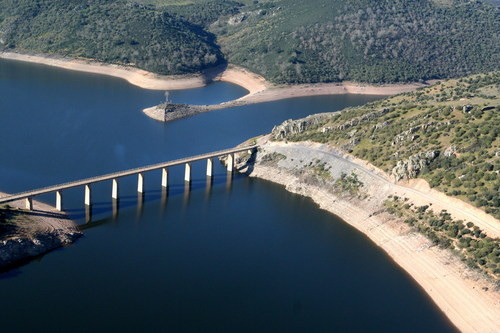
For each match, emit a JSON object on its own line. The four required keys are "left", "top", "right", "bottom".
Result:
{"left": 0, "top": 58, "right": 457, "bottom": 332}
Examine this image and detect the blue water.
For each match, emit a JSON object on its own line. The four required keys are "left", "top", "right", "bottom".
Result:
{"left": 0, "top": 58, "right": 457, "bottom": 332}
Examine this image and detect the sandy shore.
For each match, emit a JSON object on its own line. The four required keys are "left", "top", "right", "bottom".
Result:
{"left": 236, "top": 137, "right": 499, "bottom": 333}
{"left": 1, "top": 51, "right": 429, "bottom": 122}
{"left": 142, "top": 78, "right": 430, "bottom": 122}
{"left": 0, "top": 51, "right": 267, "bottom": 93}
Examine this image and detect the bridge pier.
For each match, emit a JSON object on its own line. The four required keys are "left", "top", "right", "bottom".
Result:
{"left": 206, "top": 158, "right": 213, "bottom": 177}
{"left": 25, "top": 197, "right": 33, "bottom": 210}
{"left": 85, "top": 204, "right": 92, "bottom": 223}
{"left": 161, "top": 186, "right": 168, "bottom": 209}
{"left": 227, "top": 153, "right": 234, "bottom": 172}
{"left": 137, "top": 192, "right": 144, "bottom": 217}
{"left": 85, "top": 184, "right": 92, "bottom": 206}
{"left": 137, "top": 173, "right": 144, "bottom": 193}
{"left": 205, "top": 176, "right": 213, "bottom": 197}
{"left": 185, "top": 163, "right": 191, "bottom": 182}
{"left": 56, "top": 190, "right": 63, "bottom": 211}
{"left": 112, "top": 198, "right": 119, "bottom": 219}
{"left": 162, "top": 168, "right": 168, "bottom": 188}
{"left": 0, "top": 145, "right": 258, "bottom": 215}
{"left": 112, "top": 179, "right": 119, "bottom": 199}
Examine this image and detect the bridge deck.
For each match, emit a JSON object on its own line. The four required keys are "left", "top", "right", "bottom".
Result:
{"left": 0, "top": 145, "right": 257, "bottom": 204}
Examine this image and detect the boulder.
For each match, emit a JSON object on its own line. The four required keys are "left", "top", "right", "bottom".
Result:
{"left": 391, "top": 150, "right": 439, "bottom": 181}
{"left": 444, "top": 145, "right": 458, "bottom": 157}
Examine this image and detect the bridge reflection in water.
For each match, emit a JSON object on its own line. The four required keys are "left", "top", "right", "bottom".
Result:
{"left": 0, "top": 145, "right": 257, "bottom": 222}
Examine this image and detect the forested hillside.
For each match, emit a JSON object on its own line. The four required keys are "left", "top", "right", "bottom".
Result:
{"left": 0, "top": 0, "right": 223, "bottom": 74}
{"left": 271, "top": 72, "right": 499, "bottom": 218}
{"left": 1, "top": 0, "right": 499, "bottom": 83}
{"left": 212, "top": 0, "right": 499, "bottom": 83}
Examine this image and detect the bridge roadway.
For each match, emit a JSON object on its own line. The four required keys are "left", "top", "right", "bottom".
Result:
{"left": 0, "top": 145, "right": 257, "bottom": 207}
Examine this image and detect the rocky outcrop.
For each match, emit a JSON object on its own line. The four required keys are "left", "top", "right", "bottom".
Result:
{"left": 463, "top": 105, "right": 474, "bottom": 113}
{"left": 228, "top": 13, "right": 247, "bottom": 25}
{"left": 391, "top": 150, "right": 439, "bottom": 181}
{"left": 271, "top": 114, "right": 329, "bottom": 140}
{"left": 0, "top": 230, "right": 81, "bottom": 268}
{"left": 391, "top": 120, "right": 457, "bottom": 146}
{"left": 0, "top": 195, "right": 82, "bottom": 270}
{"left": 443, "top": 145, "right": 458, "bottom": 157}
{"left": 321, "top": 108, "right": 390, "bottom": 133}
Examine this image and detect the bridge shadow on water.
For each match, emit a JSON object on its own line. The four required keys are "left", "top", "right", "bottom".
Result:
{"left": 0, "top": 170, "right": 244, "bottom": 276}
{"left": 75, "top": 171, "right": 241, "bottom": 229}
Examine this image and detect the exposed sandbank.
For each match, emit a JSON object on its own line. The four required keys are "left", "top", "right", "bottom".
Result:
{"left": 0, "top": 51, "right": 430, "bottom": 122}
{"left": 0, "top": 51, "right": 267, "bottom": 93}
{"left": 142, "top": 81, "right": 430, "bottom": 122}
{"left": 235, "top": 137, "right": 499, "bottom": 333}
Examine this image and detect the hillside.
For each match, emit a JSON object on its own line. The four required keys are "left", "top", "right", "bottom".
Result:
{"left": 1, "top": 0, "right": 498, "bottom": 83}
{"left": 235, "top": 72, "right": 499, "bottom": 280}
{"left": 211, "top": 0, "right": 500, "bottom": 83}
{"left": 0, "top": 0, "right": 223, "bottom": 75}
{"left": 270, "top": 72, "right": 499, "bottom": 218}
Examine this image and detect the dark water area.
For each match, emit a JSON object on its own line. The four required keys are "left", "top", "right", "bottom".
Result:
{"left": 0, "top": 59, "right": 457, "bottom": 332}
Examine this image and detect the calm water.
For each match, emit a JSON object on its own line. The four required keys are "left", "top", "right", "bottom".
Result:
{"left": 0, "top": 59, "right": 457, "bottom": 332}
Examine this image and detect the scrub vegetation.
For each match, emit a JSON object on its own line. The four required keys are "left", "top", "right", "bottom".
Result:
{"left": 0, "top": 205, "right": 28, "bottom": 240}
{"left": 1, "top": 0, "right": 498, "bottom": 83}
{"left": 271, "top": 72, "right": 500, "bottom": 218}
{"left": 385, "top": 196, "right": 500, "bottom": 279}
{"left": 334, "top": 172, "right": 365, "bottom": 197}
{"left": 213, "top": 0, "right": 499, "bottom": 83}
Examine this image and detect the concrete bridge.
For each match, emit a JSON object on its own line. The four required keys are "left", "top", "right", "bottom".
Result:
{"left": 0, "top": 145, "right": 257, "bottom": 211}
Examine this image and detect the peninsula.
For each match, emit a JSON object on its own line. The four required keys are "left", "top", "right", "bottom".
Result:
{"left": 232, "top": 73, "right": 500, "bottom": 332}
{"left": 0, "top": 51, "right": 431, "bottom": 122}
{"left": 0, "top": 193, "right": 82, "bottom": 269}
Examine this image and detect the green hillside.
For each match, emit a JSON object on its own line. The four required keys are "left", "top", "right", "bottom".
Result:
{"left": 0, "top": 0, "right": 499, "bottom": 82}
{"left": 212, "top": 0, "right": 499, "bottom": 83}
{"left": 271, "top": 72, "right": 500, "bottom": 218}
{"left": 0, "top": 0, "right": 224, "bottom": 74}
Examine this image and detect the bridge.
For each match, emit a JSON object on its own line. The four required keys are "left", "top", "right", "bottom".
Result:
{"left": 0, "top": 145, "right": 257, "bottom": 211}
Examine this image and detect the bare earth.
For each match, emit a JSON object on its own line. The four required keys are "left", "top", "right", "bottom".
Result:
{"left": 236, "top": 137, "right": 499, "bottom": 333}
{"left": 0, "top": 192, "right": 81, "bottom": 268}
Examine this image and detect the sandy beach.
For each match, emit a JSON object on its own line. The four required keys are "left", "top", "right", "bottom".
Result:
{"left": 1, "top": 51, "right": 428, "bottom": 107}
{"left": 1, "top": 51, "right": 433, "bottom": 124}
{"left": 0, "top": 51, "right": 267, "bottom": 93}
{"left": 236, "top": 137, "right": 499, "bottom": 333}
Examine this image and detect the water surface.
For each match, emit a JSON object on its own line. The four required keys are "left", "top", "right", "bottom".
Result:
{"left": 0, "top": 59, "right": 457, "bottom": 332}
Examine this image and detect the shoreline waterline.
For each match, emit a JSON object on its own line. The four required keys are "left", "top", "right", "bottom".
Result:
{"left": 1, "top": 51, "right": 434, "bottom": 124}
{"left": 0, "top": 51, "right": 267, "bottom": 93}
{"left": 1, "top": 51, "right": 430, "bottom": 116}
{"left": 239, "top": 137, "right": 499, "bottom": 333}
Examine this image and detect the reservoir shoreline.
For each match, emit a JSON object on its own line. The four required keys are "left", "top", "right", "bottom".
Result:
{"left": 0, "top": 51, "right": 431, "bottom": 123}
{"left": 237, "top": 137, "right": 499, "bottom": 333}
